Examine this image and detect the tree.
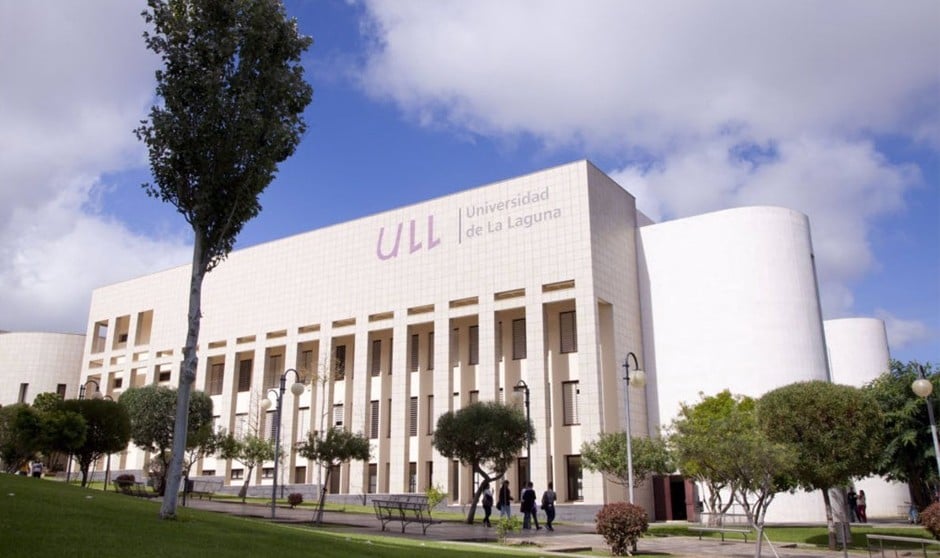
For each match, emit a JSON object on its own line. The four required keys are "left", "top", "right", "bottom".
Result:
{"left": 431, "top": 401, "right": 535, "bottom": 524}
{"left": 757, "top": 381, "right": 884, "bottom": 549}
{"left": 60, "top": 399, "right": 131, "bottom": 487}
{"left": 219, "top": 433, "right": 278, "bottom": 501}
{"left": 866, "top": 360, "right": 938, "bottom": 512}
{"left": 297, "top": 427, "right": 371, "bottom": 524}
{"left": 581, "top": 431, "right": 674, "bottom": 489}
{"left": 120, "top": 385, "right": 213, "bottom": 495}
{"left": 0, "top": 404, "right": 43, "bottom": 473}
{"left": 136, "top": 0, "right": 313, "bottom": 519}
{"left": 40, "top": 408, "right": 87, "bottom": 474}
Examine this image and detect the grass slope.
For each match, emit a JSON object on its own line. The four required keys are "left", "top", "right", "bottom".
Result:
{"left": 0, "top": 475, "right": 519, "bottom": 558}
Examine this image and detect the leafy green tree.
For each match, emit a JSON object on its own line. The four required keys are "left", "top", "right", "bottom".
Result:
{"left": 297, "top": 427, "right": 371, "bottom": 524}
{"left": 120, "top": 385, "right": 213, "bottom": 495}
{"left": 757, "top": 381, "right": 884, "bottom": 549}
{"left": 32, "top": 392, "right": 64, "bottom": 414}
{"left": 40, "top": 408, "right": 87, "bottom": 473}
{"left": 60, "top": 399, "right": 131, "bottom": 487}
{"left": 581, "top": 431, "right": 674, "bottom": 490}
{"left": 432, "top": 401, "right": 535, "bottom": 524}
{"left": 135, "top": 0, "right": 313, "bottom": 518}
{"left": 866, "top": 360, "right": 938, "bottom": 511}
{"left": 0, "top": 404, "right": 43, "bottom": 473}
{"left": 219, "top": 433, "right": 278, "bottom": 501}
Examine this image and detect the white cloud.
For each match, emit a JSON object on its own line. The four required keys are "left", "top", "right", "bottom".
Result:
{"left": 876, "top": 309, "right": 932, "bottom": 349}
{"left": 357, "top": 0, "right": 938, "bottom": 318}
{"left": 0, "top": 1, "right": 191, "bottom": 333}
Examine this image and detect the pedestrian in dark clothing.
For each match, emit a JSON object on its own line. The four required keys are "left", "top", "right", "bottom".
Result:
{"left": 847, "top": 487, "right": 858, "bottom": 522}
{"left": 481, "top": 482, "right": 494, "bottom": 527}
{"left": 541, "top": 482, "right": 557, "bottom": 531}
{"left": 521, "top": 481, "right": 540, "bottom": 530}
{"left": 498, "top": 480, "right": 513, "bottom": 519}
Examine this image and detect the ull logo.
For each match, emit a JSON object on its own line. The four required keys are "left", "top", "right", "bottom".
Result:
{"left": 376, "top": 215, "right": 441, "bottom": 261}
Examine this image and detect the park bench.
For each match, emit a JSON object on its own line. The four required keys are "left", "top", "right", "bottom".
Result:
{"left": 113, "top": 479, "right": 159, "bottom": 499}
{"left": 185, "top": 478, "right": 223, "bottom": 500}
{"left": 689, "top": 526, "right": 753, "bottom": 543}
{"left": 866, "top": 533, "right": 940, "bottom": 557}
{"left": 372, "top": 495, "right": 439, "bottom": 535}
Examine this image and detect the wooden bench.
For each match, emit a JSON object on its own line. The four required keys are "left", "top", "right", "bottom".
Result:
{"left": 866, "top": 534, "right": 940, "bottom": 557}
{"left": 186, "top": 479, "right": 223, "bottom": 500}
{"left": 690, "top": 526, "right": 753, "bottom": 543}
{"left": 372, "top": 495, "right": 439, "bottom": 535}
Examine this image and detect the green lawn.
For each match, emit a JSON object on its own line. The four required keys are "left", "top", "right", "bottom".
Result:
{"left": 647, "top": 522, "right": 934, "bottom": 550}
{"left": 0, "top": 475, "right": 525, "bottom": 558}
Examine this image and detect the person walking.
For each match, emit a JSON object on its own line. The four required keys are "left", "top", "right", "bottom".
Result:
{"left": 481, "top": 482, "right": 494, "bottom": 527}
{"left": 857, "top": 490, "right": 868, "bottom": 523}
{"left": 30, "top": 461, "right": 43, "bottom": 478}
{"left": 541, "top": 482, "right": 557, "bottom": 531}
{"left": 498, "top": 480, "right": 513, "bottom": 519}
{"left": 847, "top": 487, "right": 858, "bottom": 522}
{"left": 521, "top": 481, "right": 540, "bottom": 530}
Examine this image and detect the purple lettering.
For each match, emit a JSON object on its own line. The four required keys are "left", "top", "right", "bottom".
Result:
{"left": 376, "top": 223, "right": 403, "bottom": 260}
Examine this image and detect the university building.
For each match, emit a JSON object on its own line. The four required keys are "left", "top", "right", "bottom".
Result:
{"left": 69, "top": 160, "right": 904, "bottom": 521}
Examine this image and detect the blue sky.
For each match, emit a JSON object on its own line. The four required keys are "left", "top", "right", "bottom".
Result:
{"left": 1, "top": 0, "right": 937, "bottom": 365}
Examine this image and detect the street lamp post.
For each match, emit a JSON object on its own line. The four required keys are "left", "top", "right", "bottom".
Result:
{"left": 622, "top": 352, "right": 646, "bottom": 504}
{"left": 260, "top": 368, "right": 306, "bottom": 519}
{"left": 102, "top": 395, "right": 114, "bottom": 491}
{"left": 911, "top": 365, "right": 940, "bottom": 486}
{"left": 67, "top": 379, "right": 103, "bottom": 483}
{"left": 515, "top": 379, "right": 531, "bottom": 486}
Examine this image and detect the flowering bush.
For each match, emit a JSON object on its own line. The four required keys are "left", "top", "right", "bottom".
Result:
{"left": 920, "top": 502, "right": 940, "bottom": 540}
{"left": 595, "top": 502, "right": 648, "bottom": 556}
{"left": 288, "top": 493, "right": 304, "bottom": 509}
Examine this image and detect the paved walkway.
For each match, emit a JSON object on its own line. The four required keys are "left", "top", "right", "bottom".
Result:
{"left": 179, "top": 497, "right": 872, "bottom": 557}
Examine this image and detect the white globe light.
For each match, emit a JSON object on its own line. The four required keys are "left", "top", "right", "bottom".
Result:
{"left": 92, "top": 390, "right": 104, "bottom": 400}
{"left": 290, "top": 382, "right": 305, "bottom": 396}
{"left": 260, "top": 398, "right": 273, "bottom": 410}
{"left": 912, "top": 378, "right": 933, "bottom": 398}
{"left": 629, "top": 369, "right": 646, "bottom": 388}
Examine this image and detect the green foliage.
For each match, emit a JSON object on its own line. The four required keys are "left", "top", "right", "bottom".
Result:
{"left": 581, "top": 431, "right": 674, "bottom": 488}
{"left": 494, "top": 514, "right": 521, "bottom": 543}
{"left": 865, "top": 360, "right": 938, "bottom": 510}
{"left": 39, "top": 409, "right": 86, "bottom": 471}
{"left": 0, "top": 404, "right": 43, "bottom": 472}
{"left": 432, "top": 401, "right": 535, "bottom": 523}
{"left": 119, "top": 386, "right": 213, "bottom": 494}
{"left": 219, "top": 432, "right": 277, "bottom": 501}
{"left": 595, "top": 502, "right": 649, "bottom": 556}
{"left": 297, "top": 427, "right": 371, "bottom": 521}
{"left": 59, "top": 399, "right": 131, "bottom": 487}
{"left": 287, "top": 493, "right": 303, "bottom": 508}
{"left": 757, "top": 380, "right": 884, "bottom": 549}
{"left": 32, "top": 392, "right": 64, "bottom": 414}
{"left": 425, "top": 484, "right": 446, "bottom": 511}
{"left": 920, "top": 502, "right": 940, "bottom": 540}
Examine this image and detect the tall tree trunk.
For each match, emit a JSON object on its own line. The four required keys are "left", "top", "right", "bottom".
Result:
{"left": 822, "top": 487, "right": 837, "bottom": 550}
{"left": 160, "top": 235, "right": 206, "bottom": 519}
{"left": 315, "top": 468, "right": 331, "bottom": 524}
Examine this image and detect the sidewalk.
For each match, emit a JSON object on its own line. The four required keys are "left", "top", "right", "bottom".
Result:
{"left": 180, "top": 497, "right": 868, "bottom": 557}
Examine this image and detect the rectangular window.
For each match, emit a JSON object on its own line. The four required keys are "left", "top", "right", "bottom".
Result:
{"left": 334, "top": 345, "right": 346, "bottom": 380}
{"left": 512, "top": 318, "right": 527, "bottom": 360}
{"left": 296, "top": 407, "right": 310, "bottom": 443}
{"left": 386, "top": 398, "right": 392, "bottom": 438}
{"left": 427, "top": 332, "right": 434, "bottom": 370}
{"left": 298, "top": 349, "right": 314, "bottom": 377}
{"left": 113, "top": 377, "right": 123, "bottom": 389}
{"left": 562, "top": 381, "right": 580, "bottom": 425}
{"left": 262, "top": 467, "right": 274, "bottom": 479}
{"left": 409, "top": 397, "right": 418, "bottom": 436}
{"left": 266, "top": 410, "right": 277, "bottom": 441}
{"left": 560, "top": 311, "right": 577, "bottom": 353}
{"left": 158, "top": 365, "right": 172, "bottom": 383}
{"left": 202, "top": 469, "right": 215, "bottom": 477}
{"left": 469, "top": 390, "right": 479, "bottom": 404}
{"left": 408, "top": 462, "right": 417, "bottom": 493}
{"left": 333, "top": 404, "right": 344, "bottom": 427}
{"left": 468, "top": 325, "right": 479, "bottom": 365}
{"left": 231, "top": 468, "right": 244, "bottom": 480}
{"left": 409, "top": 334, "right": 420, "bottom": 372}
{"left": 450, "top": 460, "right": 459, "bottom": 501}
{"left": 368, "top": 464, "right": 378, "bottom": 494}
{"left": 18, "top": 383, "right": 28, "bottom": 403}
{"left": 495, "top": 321, "right": 502, "bottom": 360}
{"left": 426, "top": 461, "right": 433, "bottom": 490}
{"left": 427, "top": 395, "right": 434, "bottom": 435}
{"left": 294, "top": 466, "right": 306, "bottom": 484}
{"left": 450, "top": 328, "right": 459, "bottom": 367}
{"left": 388, "top": 338, "right": 393, "bottom": 375}
{"left": 264, "top": 353, "right": 283, "bottom": 390}
{"left": 237, "top": 359, "right": 252, "bottom": 392}
{"left": 369, "top": 400, "right": 379, "bottom": 439}
{"left": 56, "top": 384, "right": 67, "bottom": 399}
{"left": 234, "top": 413, "right": 248, "bottom": 438}
{"left": 208, "top": 363, "right": 224, "bottom": 396}
{"left": 566, "top": 455, "right": 583, "bottom": 501}
{"left": 371, "top": 340, "right": 381, "bottom": 376}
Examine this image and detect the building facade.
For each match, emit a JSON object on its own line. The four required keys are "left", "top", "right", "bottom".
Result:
{"left": 75, "top": 160, "right": 899, "bottom": 521}
{"left": 0, "top": 331, "right": 85, "bottom": 405}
